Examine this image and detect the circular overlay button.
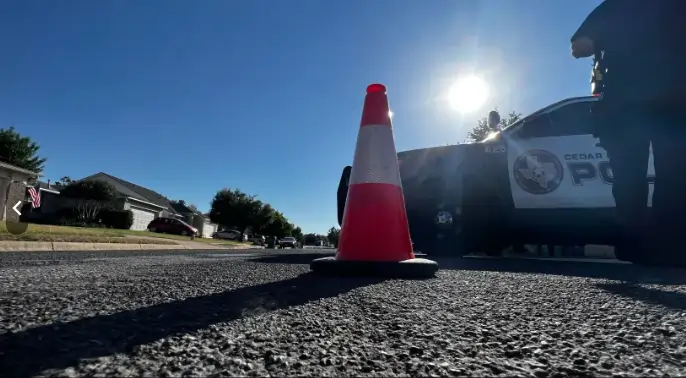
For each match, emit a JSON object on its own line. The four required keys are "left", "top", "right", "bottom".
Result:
{"left": 5, "top": 220, "right": 29, "bottom": 235}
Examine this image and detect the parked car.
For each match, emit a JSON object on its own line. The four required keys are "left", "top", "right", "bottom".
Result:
{"left": 279, "top": 237, "right": 298, "bottom": 249}
{"left": 212, "top": 229, "right": 242, "bottom": 240}
{"left": 248, "top": 235, "right": 266, "bottom": 246}
{"left": 147, "top": 217, "right": 198, "bottom": 237}
{"left": 337, "top": 96, "right": 637, "bottom": 256}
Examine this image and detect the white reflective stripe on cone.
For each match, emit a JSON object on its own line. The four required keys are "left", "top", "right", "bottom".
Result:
{"left": 349, "top": 124, "right": 402, "bottom": 186}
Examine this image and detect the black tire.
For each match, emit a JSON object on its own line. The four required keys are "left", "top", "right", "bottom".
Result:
{"left": 337, "top": 166, "right": 352, "bottom": 226}
{"left": 413, "top": 175, "right": 512, "bottom": 257}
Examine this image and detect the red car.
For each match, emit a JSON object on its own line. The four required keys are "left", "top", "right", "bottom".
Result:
{"left": 147, "top": 217, "right": 198, "bottom": 236}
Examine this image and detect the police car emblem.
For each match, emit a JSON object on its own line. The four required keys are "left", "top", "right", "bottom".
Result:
{"left": 513, "top": 150, "right": 564, "bottom": 195}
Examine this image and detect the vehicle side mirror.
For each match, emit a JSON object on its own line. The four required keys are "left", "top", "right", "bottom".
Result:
{"left": 487, "top": 110, "right": 501, "bottom": 131}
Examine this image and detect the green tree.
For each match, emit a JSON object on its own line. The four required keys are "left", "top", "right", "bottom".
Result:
{"left": 0, "top": 126, "right": 47, "bottom": 173}
{"left": 327, "top": 227, "right": 341, "bottom": 247}
{"left": 250, "top": 202, "right": 276, "bottom": 234}
{"left": 54, "top": 176, "right": 74, "bottom": 188}
{"left": 209, "top": 187, "right": 301, "bottom": 239}
{"left": 209, "top": 188, "right": 262, "bottom": 232}
{"left": 291, "top": 226, "right": 303, "bottom": 243}
{"left": 467, "top": 110, "right": 522, "bottom": 142}
{"left": 263, "top": 211, "right": 293, "bottom": 238}
{"left": 60, "top": 180, "right": 118, "bottom": 222}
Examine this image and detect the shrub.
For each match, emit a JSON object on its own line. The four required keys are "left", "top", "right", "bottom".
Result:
{"left": 99, "top": 209, "right": 134, "bottom": 230}
{"left": 22, "top": 207, "right": 77, "bottom": 225}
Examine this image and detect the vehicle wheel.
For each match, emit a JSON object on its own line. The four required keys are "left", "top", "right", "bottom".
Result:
{"left": 149, "top": 227, "right": 156, "bottom": 232}
{"left": 409, "top": 205, "right": 480, "bottom": 257}
{"left": 337, "top": 166, "right": 352, "bottom": 226}
{"left": 181, "top": 230, "right": 188, "bottom": 236}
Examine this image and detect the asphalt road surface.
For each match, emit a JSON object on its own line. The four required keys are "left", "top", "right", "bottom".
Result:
{"left": 1, "top": 249, "right": 686, "bottom": 377}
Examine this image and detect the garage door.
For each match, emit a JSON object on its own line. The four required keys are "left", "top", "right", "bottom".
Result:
{"left": 202, "top": 222, "right": 216, "bottom": 238}
{"left": 130, "top": 207, "right": 157, "bottom": 231}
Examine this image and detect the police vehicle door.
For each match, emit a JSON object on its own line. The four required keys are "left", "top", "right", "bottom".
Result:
{"left": 505, "top": 99, "right": 656, "bottom": 209}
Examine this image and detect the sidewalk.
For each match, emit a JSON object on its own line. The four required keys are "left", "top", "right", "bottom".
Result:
{"left": 0, "top": 238, "right": 261, "bottom": 252}
{"left": 121, "top": 235, "right": 258, "bottom": 250}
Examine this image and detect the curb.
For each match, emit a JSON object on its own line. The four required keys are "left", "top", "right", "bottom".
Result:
{"left": 582, "top": 245, "right": 616, "bottom": 259}
{"left": 0, "top": 241, "right": 188, "bottom": 252}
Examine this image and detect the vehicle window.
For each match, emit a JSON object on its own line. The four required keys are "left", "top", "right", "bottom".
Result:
{"left": 548, "top": 102, "right": 594, "bottom": 136}
{"left": 514, "top": 114, "right": 553, "bottom": 139}
{"left": 514, "top": 101, "right": 594, "bottom": 139}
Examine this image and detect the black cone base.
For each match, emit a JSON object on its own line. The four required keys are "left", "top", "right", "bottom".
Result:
{"left": 310, "top": 256, "right": 438, "bottom": 279}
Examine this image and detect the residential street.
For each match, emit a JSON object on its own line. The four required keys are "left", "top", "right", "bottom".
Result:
{"left": 1, "top": 249, "right": 685, "bottom": 377}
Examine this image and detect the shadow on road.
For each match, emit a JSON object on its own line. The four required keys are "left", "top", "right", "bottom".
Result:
{"left": 0, "top": 272, "right": 383, "bottom": 377}
{"left": 435, "top": 256, "right": 686, "bottom": 285}
{"left": 595, "top": 282, "right": 686, "bottom": 311}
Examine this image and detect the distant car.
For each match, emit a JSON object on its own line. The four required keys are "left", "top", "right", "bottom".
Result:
{"left": 248, "top": 235, "right": 266, "bottom": 246}
{"left": 212, "top": 229, "right": 241, "bottom": 240}
{"left": 279, "top": 237, "right": 298, "bottom": 249}
{"left": 147, "top": 217, "right": 198, "bottom": 236}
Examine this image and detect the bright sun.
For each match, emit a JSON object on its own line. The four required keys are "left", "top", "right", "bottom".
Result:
{"left": 447, "top": 76, "right": 489, "bottom": 114}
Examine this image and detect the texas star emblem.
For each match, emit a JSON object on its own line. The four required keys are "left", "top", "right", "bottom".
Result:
{"left": 513, "top": 150, "right": 564, "bottom": 195}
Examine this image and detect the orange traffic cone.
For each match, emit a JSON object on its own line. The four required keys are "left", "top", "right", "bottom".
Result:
{"left": 310, "top": 83, "right": 438, "bottom": 278}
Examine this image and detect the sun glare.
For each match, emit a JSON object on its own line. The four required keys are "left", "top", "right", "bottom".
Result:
{"left": 447, "top": 76, "right": 489, "bottom": 114}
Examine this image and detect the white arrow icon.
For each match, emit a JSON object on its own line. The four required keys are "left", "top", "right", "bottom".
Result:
{"left": 12, "top": 201, "right": 21, "bottom": 215}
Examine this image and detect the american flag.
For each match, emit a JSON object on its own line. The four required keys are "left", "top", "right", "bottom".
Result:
{"left": 28, "top": 187, "right": 40, "bottom": 208}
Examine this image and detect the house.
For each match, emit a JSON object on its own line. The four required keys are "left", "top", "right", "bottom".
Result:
{"left": 75, "top": 173, "right": 218, "bottom": 237}
{"left": 0, "top": 161, "right": 39, "bottom": 222}
{"left": 32, "top": 180, "right": 61, "bottom": 215}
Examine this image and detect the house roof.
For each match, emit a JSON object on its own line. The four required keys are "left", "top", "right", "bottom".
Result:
{"left": 169, "top": 201, "right": 200, "bottom": 215}
{"left": 36, "top": 180, "right": 60, "bottom": 194}
{"left": 79, "top": 172, "right": 178, "bottom": 214}
{"left": 36, "top": 180, "right": 51, "bottom": 190}
{"left": 0, "top": 161, "right": 39, "bottom": 177}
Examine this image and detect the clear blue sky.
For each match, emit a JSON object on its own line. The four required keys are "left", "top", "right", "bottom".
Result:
{"left": 1, "top": 0, "right": 600, "bottom": 234}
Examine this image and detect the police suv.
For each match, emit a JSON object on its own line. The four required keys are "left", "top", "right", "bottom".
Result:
{"left": 337, "top": 95, "right": 655, "bottom": 256}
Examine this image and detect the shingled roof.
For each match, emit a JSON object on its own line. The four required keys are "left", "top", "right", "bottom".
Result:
{"left": 169, "top": 201, "right": 200, "bottom": 215}
{"left": 79, "top": 172, "right": 177, "bottom": 213}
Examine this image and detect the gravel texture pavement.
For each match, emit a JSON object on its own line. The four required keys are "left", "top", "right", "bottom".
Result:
{"left": 1, "top": 249, "right": 685, "bottom": 377}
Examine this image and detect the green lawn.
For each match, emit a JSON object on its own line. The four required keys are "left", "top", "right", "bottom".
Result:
{"left": 0, "top": 221, "right": 249, "bottom": 246}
